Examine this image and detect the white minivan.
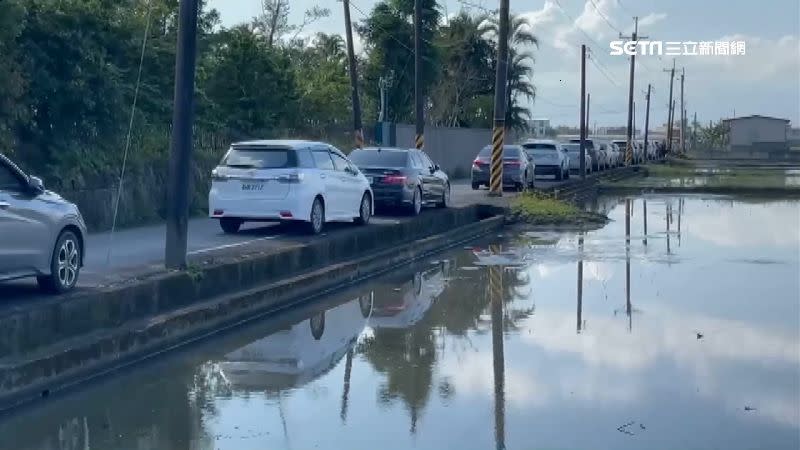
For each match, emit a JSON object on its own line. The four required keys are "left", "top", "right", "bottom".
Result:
{"left": 209, "top": 140, "right": 373, "bottom": 234}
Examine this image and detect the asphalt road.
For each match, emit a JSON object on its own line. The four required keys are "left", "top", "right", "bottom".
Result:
{"left": 2, "top": 180, "right": 564, "bottom": 301}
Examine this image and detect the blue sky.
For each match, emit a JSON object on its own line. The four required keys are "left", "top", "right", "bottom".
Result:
{"left": 207, "top": 0, "right": 800, "bottom": 127}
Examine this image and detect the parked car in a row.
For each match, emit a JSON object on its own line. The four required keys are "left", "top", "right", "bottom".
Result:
{"left": 521, "top": 139, "right": 570, "bottom": 180}
{"left": 0, "top": 153, "right": 87, "bottom": 293}
{"left": 209, "top": 140, "right": 450, "bottom": 236}
{"left": 348, "top": 147, "right": 450, "bottom": 214}
{"left": 471, "top": 145, "right": 535, "bottom": 190}
{"left": 560, "top": 143, "right": 592, "bottom": 175}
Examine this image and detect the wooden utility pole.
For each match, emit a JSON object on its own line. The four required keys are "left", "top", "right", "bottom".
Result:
{"left": 680, "top": 68, "right": 685, "bottom": 154}
{"left": 579, "top": 44, "right": 587, "bottom": 178}
{"left": 643, "top": 84, "right": 651, "bottom": 158}
{"left": 343, "top": 0, "right": 363, "bottom": 149}
{"left": 165, "top": 0, "right": 199, "bottom": 269}
{"left": 620, "top": 17, "right": 647, "bottom": 165}
{"left": 414, "top": 0, "right": 424, "bottom": 150}
{"left": 489, "top": 0, "right": 510, "bottom": 196}
{"left": 664, "top": 59, "right": 676, "bottom": 153}
{"left": 586, "top": 93, "right": 591, "bottom": 137}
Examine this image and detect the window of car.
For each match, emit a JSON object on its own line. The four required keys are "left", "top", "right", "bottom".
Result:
{"left": 411, "top": 151, "right": 428, "bottom": 169}
{"left": 523, "top": 143, "right": 558, "bottom": 151}
{"left": 296, "top": 148, "right": 315, "bottom": 168}
{"left": 348, "top": 149, "right": 409, "bottom": 167}
{"left": 330, "top": 152, "right": 352, "bottom": 172}
{"left": 311, "top": 149, "right": 335, "bottom": 170}
{"left": 0, "top": 163, "right": 25, "bottom": 192}
{"left": 222, "top": 145, "right": 297, "bottom": 169}
{"left": 420, "top": 152, "right": 435, "bottom": 169}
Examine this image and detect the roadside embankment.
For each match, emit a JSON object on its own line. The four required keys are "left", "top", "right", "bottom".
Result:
{"left": 0, "top": 205, "right": 503, "bottom": 412}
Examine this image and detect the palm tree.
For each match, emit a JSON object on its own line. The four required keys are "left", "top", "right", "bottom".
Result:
{"left": 479, "top": 14, "right": 539, "bottom": 131}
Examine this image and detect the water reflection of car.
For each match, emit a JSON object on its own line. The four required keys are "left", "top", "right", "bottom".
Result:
{"left": 370, "top": 264, "right": 449, "bottom": 329}
{"left": 219, "top": 295, "right": 372, "bottom": 390}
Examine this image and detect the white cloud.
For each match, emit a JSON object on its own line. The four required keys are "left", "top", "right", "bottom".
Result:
{"left": 636, "top": 12, "right": 668, "bottom": 29}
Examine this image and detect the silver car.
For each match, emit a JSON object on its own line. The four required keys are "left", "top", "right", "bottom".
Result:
{"left": 0, "top": 153, "right": 87, "bottom": 293}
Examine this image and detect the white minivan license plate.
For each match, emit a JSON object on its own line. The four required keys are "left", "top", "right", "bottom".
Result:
{"left": 241, "top": 182, "right": 265, "bottom": 191}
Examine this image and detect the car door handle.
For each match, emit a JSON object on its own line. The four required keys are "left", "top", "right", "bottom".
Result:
{"left": 0, "top": 201, "right": 9, "bottom": 209}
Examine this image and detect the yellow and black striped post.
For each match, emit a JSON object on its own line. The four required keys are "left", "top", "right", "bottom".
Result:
{"left": 625, "top": 140, "right": 633, "bottom": 166}
{"left": 489, "top": 124, "right": 505, "bottom": 196}
{"left": 354, "top": 128, "right": 364, "bottom": 149}
{"left": 415, "top": 133, "right": 424, "bottom": 150}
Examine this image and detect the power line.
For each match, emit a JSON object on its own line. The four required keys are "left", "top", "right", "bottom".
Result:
{"left": 588, "top": 0, "right": 622, "bottom": 34}
{"left": 589, "top": 54, "right": 620, "bottom": 87}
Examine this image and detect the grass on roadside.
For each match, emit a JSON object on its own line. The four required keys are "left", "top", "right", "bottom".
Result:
{"left": 510, "top": 192, "right": 608, "bottom": 225}
{"left": 603, "top": 164, "right": 799, "bottom": 190}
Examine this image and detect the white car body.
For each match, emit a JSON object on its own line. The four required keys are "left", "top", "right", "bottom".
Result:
{"left": 522, "top": 139, "right": 570, "bottom": 180}
{"left": 560, "top": 143, "right": 592, "bottom": 174}
{"left": 218, "top": 295, "right": 372, "bottom": 391}
{"left": 209, "top": 140, "right": 373, "bottom": 233}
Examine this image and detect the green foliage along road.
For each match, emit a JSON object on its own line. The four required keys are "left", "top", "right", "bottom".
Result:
{"left": 0, "top": 0, "right": 538, "bottom": 229}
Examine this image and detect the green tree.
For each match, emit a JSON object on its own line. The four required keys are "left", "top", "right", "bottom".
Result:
{"left": 429, "top": 11, "right": 495, "bottom": 128}
{"left": 200, "top": 25, "right": 299, "bottom": 138}
{"left": 480, "top": 14, "right": 538, "bottom": 131}
{"left": 359, "top": 0, "right": 440, "bottom": 123}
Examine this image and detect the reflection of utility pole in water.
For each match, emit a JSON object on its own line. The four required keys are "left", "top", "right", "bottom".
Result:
{"left": 677, "top": 198, "right": 683, "bottom": 247}
{"left": 489, "top": 244, "right": 506, "bottom": 450}
{"left": 576, "top": 234, "right": 584, "bottom": 333}
{"left": 666, "top": 203, "right": 672, "bottom": 255}
{"left": 340, "top": 348, "right": 354, "bottom": 423}
{"left": 625, "top": 199, "right": 632, "bottom": 332}
{"left": 642, "top": 199, "right": 648, "bottom": 246}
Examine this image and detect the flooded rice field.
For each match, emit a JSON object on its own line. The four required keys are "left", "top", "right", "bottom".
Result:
{"left": 2, "top": 194, "right": 798, "bottom": 450}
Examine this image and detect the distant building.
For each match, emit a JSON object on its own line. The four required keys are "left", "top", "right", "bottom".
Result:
{"left": 787, "top": 126, "right": 800, "bottom": 148}
{"left": 722, "top": 115, "right": 789, "bottom": 151}
{"left": 528, "top": 118, "right": 550, "bottom": 137}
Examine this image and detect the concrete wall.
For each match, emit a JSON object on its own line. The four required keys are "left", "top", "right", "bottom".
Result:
{"left": 395, "top": 124, "right": 520, "bottom": 179}
{"left": 728, "top": 117, "right": 788, "bottom": 148}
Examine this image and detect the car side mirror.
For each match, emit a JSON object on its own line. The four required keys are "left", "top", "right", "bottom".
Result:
{"left": 430, "top": 165, "right": 438, "bottom": 174}
{"left": 28, "top": 176, "right": 44, "bottom": 194}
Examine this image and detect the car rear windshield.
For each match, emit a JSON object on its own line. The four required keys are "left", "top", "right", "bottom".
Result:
{"left": 523, "top": 143, "right": 558, "bottom": 151}
{"left": 348, "top": 149, "right": 408, "bottom": 167}
{"left": 478, "top": 146, "right": 520, "bottom": 157}
{"left": 561, "top": 144, "right": 581, "bottom": 152}
{"left": 222, "top": 145, "right": 297, "bottom": 169}
{"left": 570, "top": 139, "right": 594, "bottom": 148}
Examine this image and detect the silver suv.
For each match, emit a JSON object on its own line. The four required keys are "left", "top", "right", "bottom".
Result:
{"left": 0, "top": 153, "right": 87, "bottom": 293}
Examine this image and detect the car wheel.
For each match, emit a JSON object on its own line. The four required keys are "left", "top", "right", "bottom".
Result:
{"left": 471, "top": 182, "right": 479, "bottom": 190}
{"left": 408, "top": 187, "right": 422, "bottom": 216}
{"left": 309, "top": 312, "right": 325, "bottom": 340}
{"left": 555, "top": 169, "right": 562, "bottom": 181}
{"left": 37, "top": 230, "right": 81, "bottom": 294}
{"left": 219, "top": 218, "right": 242, "bottom": 234}
{"left": 437, "top": 183, "right": 450, "bottom": 208}
{"left": 307, "top": 197, "right": 325, "bottom": 234}
{"left": 355, "top": 192, "right": 372, "bottom": 225}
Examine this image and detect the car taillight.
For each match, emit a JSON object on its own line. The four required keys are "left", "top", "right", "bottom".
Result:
{"left": 383, "top": 175, "right": 407, "bottom": 184}
{"left": 473, "top": 159, "right": 486, "bottom": 168}
{"left": 278, "top": 172, "right": 304, "bottom": 183}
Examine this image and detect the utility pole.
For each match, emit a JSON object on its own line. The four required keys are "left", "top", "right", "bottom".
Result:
{"left": 165, "top": 0, "right": 199, "bottom": 270}
{"left": 579, "top": 44, "right": 587, "bottom": 179}
{"left": 620, "top": 17, "right": 647, "bottom": 166}
{"left": 633, "top": 101, "right": 636, "bottom": 138}
{"left": 489, "top": 0, "right": 510, "bottom": 196}
{"left": 343, "top": 0, "right": 363, "bottom": 149}
{"left": 664, "top": 59, "right": 675, "bottom": 153}
{"left": 414, "top": 0, "right": 424, "bottom": 150}
{"left": 680, "top": 68, "right": 685, "bottom": 154}
{"left": 692, "top": 111, "right": 697, "bottom": 151}
{"left": 586, "top": 93, "right": 591, "bottom": 137}
{"left": 643, "top": 84, "right": 651, "bottom": 158}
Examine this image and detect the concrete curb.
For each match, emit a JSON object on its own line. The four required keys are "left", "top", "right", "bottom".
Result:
{"left": 0, "top": 208, "right": 504, "bottom": 412}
